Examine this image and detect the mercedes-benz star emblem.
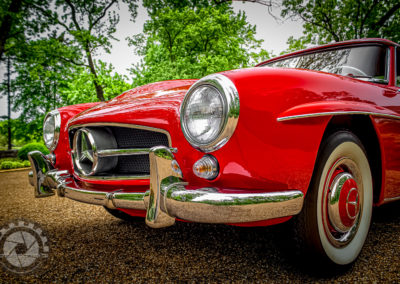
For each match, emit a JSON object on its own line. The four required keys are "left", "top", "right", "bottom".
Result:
{"left": 79, "top": 131, "right": 94, "bottom": 163}
{"left": 73, "top": 128, "right": 98, "bottom": 175}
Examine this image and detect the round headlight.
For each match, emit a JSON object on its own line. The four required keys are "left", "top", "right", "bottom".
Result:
{"left": 43, "top": 110, "right": 61, "bottom": 151}
{"left": 180, "top": 74, "right": 240, "bottom": 152}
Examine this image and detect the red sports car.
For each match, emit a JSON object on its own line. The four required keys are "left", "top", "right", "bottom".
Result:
{"left": 28, "top": 38, "right": 400, "bottom": 267}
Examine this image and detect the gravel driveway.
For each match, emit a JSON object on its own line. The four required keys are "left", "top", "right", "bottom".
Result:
{"left": 0, "top": 170, "right": 399, "bottom": 282}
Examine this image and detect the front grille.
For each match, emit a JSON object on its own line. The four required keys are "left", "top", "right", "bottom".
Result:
{"left": 69, "top": 124, "right": 170, "bottom": 179}
{"left": 110, "top": 127, "right": 169, "bottom": 149}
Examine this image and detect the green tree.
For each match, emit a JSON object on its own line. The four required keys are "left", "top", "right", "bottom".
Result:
{"left": 6, "top": 38, "right": 78, "bottom": 123}
{"left": 0, "top": 0, "right": 52, "bottom": 62}
{"left": 60, "top": 60, "right": 131, "bottom": 104}
{"left": 281, "top": 0, "right": 400, "bottom": 46}
{"left": 0, "top": 118, "right": 43, "bottom": 146}
{"left": 129, "top": 4, "right": 269, "bottom": 86}
{"left": 32, "top": 0, "right": 137, "bottom": 101}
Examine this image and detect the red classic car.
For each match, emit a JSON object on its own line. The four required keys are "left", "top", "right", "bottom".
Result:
{"left": 28, "top": 38, "right": 400, "bottom": 267}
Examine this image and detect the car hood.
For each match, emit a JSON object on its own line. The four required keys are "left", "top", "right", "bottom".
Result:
{"left": 68, "top": 79, "right": 197, "bottom": 129}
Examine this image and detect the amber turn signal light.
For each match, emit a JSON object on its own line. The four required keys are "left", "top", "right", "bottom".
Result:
{"left": 193, "top": 155, "right": 219, "bottom": 180}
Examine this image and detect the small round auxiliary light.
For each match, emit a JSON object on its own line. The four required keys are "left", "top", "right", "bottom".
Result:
{"left": 193, "top": 155, "right": 219, "bottom": 180}
{"left": 171, "top": 160, "right": 182, "bottom": 176}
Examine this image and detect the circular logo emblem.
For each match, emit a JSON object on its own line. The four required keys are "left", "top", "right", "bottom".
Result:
{"left": 346, "top": 187, "right": 360, "bottom": 220}
{"left": 73, "top": 128, "right": 98, "bottom": 175}
{"left": 0, "top": 220, "right": 49, "bottom": 274}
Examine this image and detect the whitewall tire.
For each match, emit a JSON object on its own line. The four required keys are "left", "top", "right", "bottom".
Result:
{"left": 295, "top": 131, "right": 373, "bottom": 266}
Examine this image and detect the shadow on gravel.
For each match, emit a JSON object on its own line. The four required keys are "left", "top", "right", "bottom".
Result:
{"left": 32, "top": 202, "right": 399, "bottom": 282}
{"left": 0, "top": 167, "right": 398, "bottom": 283}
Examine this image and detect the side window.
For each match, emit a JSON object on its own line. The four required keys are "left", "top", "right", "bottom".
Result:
{"left": 397, "top": 47, "right": 400, "bottom": 86}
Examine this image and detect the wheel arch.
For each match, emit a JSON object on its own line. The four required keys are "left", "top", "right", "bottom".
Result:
{"left": 318, "top": 115, "right": 383, "bottom": 204}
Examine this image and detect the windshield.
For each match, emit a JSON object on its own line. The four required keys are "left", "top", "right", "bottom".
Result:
{"left": 262, "top": 45, "right": 388, "bottom": 84}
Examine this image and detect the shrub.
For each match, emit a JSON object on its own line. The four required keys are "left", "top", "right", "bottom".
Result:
{"left": 17, "top": 143, "right": 49, "bottom": 161}
{"left": 0, "top": 161, "right": 15, "bottom": 169}
{"left": 0, "top": 158, "right": 32, "bottom": 170}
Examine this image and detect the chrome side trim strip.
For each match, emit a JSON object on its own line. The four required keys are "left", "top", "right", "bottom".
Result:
{"left": 277, "top": 111, "right": 400, "bottom": 122}
{"left": 383, "top": 196, "right": 400, "bottom": 203}
{"left": 68, "top": 122, "right": 172, "bottom": 147}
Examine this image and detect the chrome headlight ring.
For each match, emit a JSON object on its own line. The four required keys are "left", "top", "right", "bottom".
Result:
{"left": 43, "top": 109, "right": 61, "bottom": 151}
{"left": 180, "top": 74, "right": 240, "bottom": 153}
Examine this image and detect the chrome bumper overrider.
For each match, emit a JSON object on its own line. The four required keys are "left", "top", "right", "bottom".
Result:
{"left": 28, "top": 148, "right": 304, "bottom": 228}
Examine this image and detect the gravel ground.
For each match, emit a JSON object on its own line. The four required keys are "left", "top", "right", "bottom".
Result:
{"left": 0, "top": 170, "right": 399, "bottom": 283}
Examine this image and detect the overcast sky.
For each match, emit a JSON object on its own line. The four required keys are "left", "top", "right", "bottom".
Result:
{"left": 0, "top": 1, "right": 303, "bottom": 118}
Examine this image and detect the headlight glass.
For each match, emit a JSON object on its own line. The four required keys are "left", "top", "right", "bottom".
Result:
{"left": 43, "top": 110, "right": 61, "bottom": 151}
{"left": 184, "top": 85, "right": 224, "bottom": 144}
{"left": 180, "top": 74, "right": 240, "bottom": 152}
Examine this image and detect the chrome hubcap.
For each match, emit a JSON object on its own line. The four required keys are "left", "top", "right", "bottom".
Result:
{"left": 322, "top": 158, "right": 363, "bottom": 247}
{"left": 328, "top": 172, "right": 360, "bottom": 232}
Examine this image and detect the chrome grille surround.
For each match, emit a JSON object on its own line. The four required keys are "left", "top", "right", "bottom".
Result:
{"left": 69, "top": 123, "right": 172, "bottom": 180}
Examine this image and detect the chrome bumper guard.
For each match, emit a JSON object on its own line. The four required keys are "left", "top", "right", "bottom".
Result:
{"left": 28, "top": 148, "right": 304, "bottom": 228}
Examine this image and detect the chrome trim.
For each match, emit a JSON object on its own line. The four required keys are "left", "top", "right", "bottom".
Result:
{"left": 383, "top": 196, "right": 400, "bottom": 203}
{"left": 27, "top": 150, "right": 70, "bottom": 198}
{"left": 322, "top": 157, "right": 363, "bottom": 247}
{"left": 180, "top": 74, "right": 240, "bottom": 153}
{"left": 385, "top": 46, "right": 390, "bottom": 83}
{"left": 43, "top": 109, "right": 61, "bottom": 152}
{"left": 69, "top": 123, "right": 173, "bottom": 181}
{"left": 45, "top": 153, "right": 56, "bottom": 164}
{"left": 97, "top": 147, "right": 177, "bottom": 157}
{"left": 328, "top": 172, "right": 358, "bottom": 233}
{"left": 27, "top": 147, "right": 304, "bottom": 228}
{"left": 277, "top": 111, "right": 400, "bottom": 122}
{"left": 143, "top": 146, "right": 304, "bottom": 228}
{"left": 68, "top": 122, "right": 172, "bottom": 147}
{"left": 74, "top": 172, "right": 150, "bottom": 180}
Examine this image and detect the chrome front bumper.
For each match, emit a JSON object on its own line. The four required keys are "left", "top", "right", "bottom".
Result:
{"left": 28, "top": 147, "right": 304, "bottom": 228}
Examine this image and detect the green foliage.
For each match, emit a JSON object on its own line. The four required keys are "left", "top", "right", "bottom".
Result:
{"left": 282, "top": 34, "right": 313, "bottom": 54}
{"left": 281, "top": 0, "right": 400, "bottom": 49}
{"left": 60, "top": 60, "right": 131, "bottom": 104}
{"left": 129, "top": 4, "right": 270, "bottom": 86}
{"left": 17, "top": 142, "right": 49, "bottom": 161}
{"left": 3, "top": 38, "right": 77, "bottom": 122}
{"left": 0, "top": 118, "right": 43, "bottom": 147}
{"left": 0, "top": 158, "right": 30, "bottom": 170}
{"left": 0, "top": 0, "right": 52, "bottom": 61}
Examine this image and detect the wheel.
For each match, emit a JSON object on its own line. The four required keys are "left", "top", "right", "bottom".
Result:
{"left": 294, "top": 131, "right": 373, "bottom": 267}
{"left": 103, "top": 207, "right": 143, "bottom": 222}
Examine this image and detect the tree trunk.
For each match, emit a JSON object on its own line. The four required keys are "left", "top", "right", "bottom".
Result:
{"left": 0, "top": 0, "right": 23, "bottom": 62}
{"left": 7, "top": 56, "right": 12, "bottom": 150}
{"left": 85, "top": 48, "right": 105, "bottom": 101}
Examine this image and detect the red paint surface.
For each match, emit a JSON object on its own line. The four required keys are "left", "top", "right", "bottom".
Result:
{"left": 51, "top": 39, "right": 400, "bottom": 224}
